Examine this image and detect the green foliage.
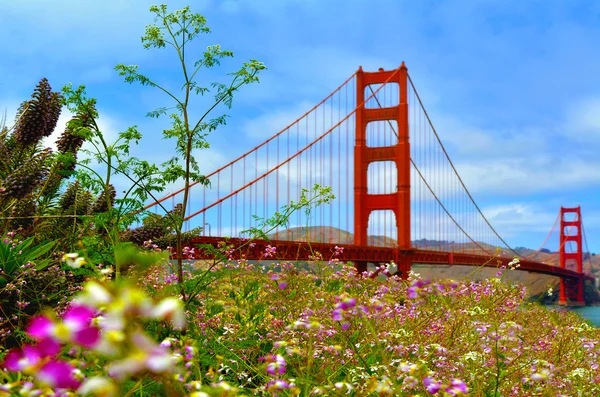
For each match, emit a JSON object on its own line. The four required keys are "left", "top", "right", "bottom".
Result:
{"left": 0, "top": 236, "right": 56, "bottom": 284}
{"left": 113, "top": 3, "right": 265, "bottom": 291}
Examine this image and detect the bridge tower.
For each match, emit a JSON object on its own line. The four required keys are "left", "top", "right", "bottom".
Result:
{"left": 559, "top": 206, "right": 586, "bottom": 306}
{"left": 354, "top": 64, "right": 411, "bottom": 277}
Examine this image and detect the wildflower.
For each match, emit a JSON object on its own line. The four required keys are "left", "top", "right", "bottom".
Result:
{"left": 445, "top": 379, "right": 468, "bottom": 395}
{"left": 75, "top": 281, "right": 112, "bottom": 307}
{"left": 107, "top": 332, "right": 178, "bottom": 380}
{"left": 264, "top": 354, "right": 286, "bottom": 375}
{"left": 507, "top": 257, "right": 520, "bottom": 269}
{"left": 77, "top": 377, "right": 117, "bottom": 397}
{"left": 27, "top": 305, "right": 100, "bottom": 348}
{"left": 334, "top": 245, "right": 344, "bottom": 256}
{"left": 152, "top": 297, "right": 186, "bottom": 329}
{"left": 423, "top": 376, "right": 442, "bottom": 394}
{"left": 336, "top": 296, "right": 356, "bottom": 310}
{"left": 62, "top": 252, "right": 87, "bottom": 268}
{"left": 267, "top": 379, "right": 293, "bottom": 390}
{"left": 3, "top": 344, "right": 43, "bottom": 373}
{"left": 264, "top": 245, "right": 276, "bottom": 258}
{"left": 36, "top": 359, "right": 81, "bottom": 389}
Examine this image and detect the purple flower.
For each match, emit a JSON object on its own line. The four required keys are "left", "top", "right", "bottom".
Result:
{"left": 424, "top": 377, "right": 442, "bottom": 394}
{"left": 446, "top": 379, "right": 468, "bottom": 395}
{"left": 331, "top": 309, "right": 343, "bottom": 321}
{"left": 336, "top": 297, "right": 356, "bottom": 310}
{"left": 262, "top": 354, "right": 286, "bottom": 376}
{"left": 407, "top": 287, "right": 419, "bottom": 299}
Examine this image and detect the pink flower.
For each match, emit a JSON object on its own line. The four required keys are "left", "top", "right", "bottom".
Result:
{"left": 37, "top": 359, "right": 80, "bottom": 389}
{"left": 278, "top": 282, "right": 288, "bottom": 290}
{"left": 3, "top": 345, "right": 42, "bottom": 372}
{"left": 264, "top": 245, "right": 276, "bottom": 258}
{"left": 26, "top": 305, "right": 100, "bottom": 348}
{"left": 27, "top": 315, "right": 54, "bottom": 340}
{"left": 63, "top": 305, "right": 100, "bottom": 348}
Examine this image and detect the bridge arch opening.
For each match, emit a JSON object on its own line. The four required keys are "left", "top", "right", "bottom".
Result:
{"left": 366, "top": 120, "right": 399, "bottom": 147}
{"left": 563, "top": 212, "right": 578, "bottom": 222}
{"left": 367, "top": 161, "right": 397, "bottom": 195}
{"left": 564, "top": 226, "right": 578, "bottom": 236}
{"left": 565, "top": 241, "right": 579, "bottom": 254}
{"left": 364, "top": 82, "right": 400, "bottom": 109}
{"left": 367, "top": 210, "right": 397, "bottom": 247}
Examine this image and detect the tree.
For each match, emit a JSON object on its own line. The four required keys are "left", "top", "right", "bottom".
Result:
{"left": 115, "top": 4, "right": 265, "bottom": 295}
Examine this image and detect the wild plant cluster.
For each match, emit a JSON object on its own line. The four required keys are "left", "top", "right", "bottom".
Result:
{"left": 1, "top": 243, "right": 600, "bottom": 396}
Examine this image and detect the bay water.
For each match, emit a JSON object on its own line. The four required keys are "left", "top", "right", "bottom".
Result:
{"left": 569, "top": 305, "right": 600, "bottom": 327}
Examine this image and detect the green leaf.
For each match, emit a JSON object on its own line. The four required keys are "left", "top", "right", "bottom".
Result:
{"left": 25, "top": 239, "right": 56, "bottom": 262}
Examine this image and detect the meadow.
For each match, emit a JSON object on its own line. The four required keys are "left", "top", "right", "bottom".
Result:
{"left": 2, "top": 239, "right": 600, "bottom": 396}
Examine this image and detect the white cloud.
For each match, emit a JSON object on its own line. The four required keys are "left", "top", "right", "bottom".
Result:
{"left": 482, "top": 203, "right": 558, "bottom": 236}
{"left": 453, "top": 157, "right": 600, "bottom": 195}
{"left": 242, "top": 101, "right": 316, "bottom": 139}
{"left": 565, "top": 96, "right": 600, "bottom": 142}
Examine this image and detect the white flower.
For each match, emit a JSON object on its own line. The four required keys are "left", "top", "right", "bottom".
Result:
{"left": 152, "top": 297, "right": 186, "bottom": 329}
{"left": 77, "top": 376, "right": 117, "bottom": 396}
{"left": 62, "top": 253, "right": 87, "bottom": 268}
{"left": 75, "top": 281, "right": 113, "bottom": 308}
{"left": 508, "top": 257, "right": 520, "bottom": 269}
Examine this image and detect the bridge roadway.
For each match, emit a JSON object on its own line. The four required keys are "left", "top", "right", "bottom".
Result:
{"left": 186, "top": 236, "right": 594, "bottom": 282}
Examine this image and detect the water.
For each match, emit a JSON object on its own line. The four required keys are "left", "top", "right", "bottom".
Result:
{"left": 570, "top": 306, "right": 600, "bottom": 327}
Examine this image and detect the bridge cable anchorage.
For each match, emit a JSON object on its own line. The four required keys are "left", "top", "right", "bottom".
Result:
{"left": 183, "top": 69, "right": 400, "bottom": 222}
{"left": 407, "top": 74, "right": 520, "bottom": 258}
{"left": 365, "top": 85, "right": 491, "bottom": 256}
{"left": 136, "top": 71, "right": 359, "bottom": 215}
{"left": 526, "top": 211, "right": 560, "bottom": 260}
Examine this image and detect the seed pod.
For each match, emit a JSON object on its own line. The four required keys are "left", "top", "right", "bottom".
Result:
{"left": 14, "top": 78, "right": 63, "bottom": 147}
{"left": 9, "top": 196, "right": 37, "bottom": 232}
{"left": 59, "top": 181, "right": 81, "bottom": 211}
{"left": 91, "top": 184, "right": 116, "bottom": 213}
{"left": 1, "top": 148, "right": 51, "bottom": 199}
{"left": 56, "top": 111, "right": 91, "bottom": 155}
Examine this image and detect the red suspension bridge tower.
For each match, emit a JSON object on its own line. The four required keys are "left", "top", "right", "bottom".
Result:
{"left": 354, "top": 64, "right": 411, "bottom": 276}
{"left": 559, "top": 207, "right": 585, "bottom": 306}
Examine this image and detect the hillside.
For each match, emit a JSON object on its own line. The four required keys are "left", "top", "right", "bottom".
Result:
{"left": 268, "top": 226, "right": 600, "bottom": 297}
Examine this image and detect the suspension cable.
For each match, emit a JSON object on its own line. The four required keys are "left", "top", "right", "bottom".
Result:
{"left": 139, "top": 71, "right": 358, "bottom": 213}
{"left": 366, "top": 84, "right": 490, "bottom": 255}
{"left": 407, "top": 74, "right": 520, "bottom": 257}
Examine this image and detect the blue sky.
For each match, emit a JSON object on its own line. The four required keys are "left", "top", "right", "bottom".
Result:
{"left": 2, "top": 0, "right": 600, "bottom": 253}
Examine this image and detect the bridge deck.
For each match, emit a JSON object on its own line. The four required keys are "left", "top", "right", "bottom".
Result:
{"left": 185, "top": 236, "right": 594, "bottom": 282}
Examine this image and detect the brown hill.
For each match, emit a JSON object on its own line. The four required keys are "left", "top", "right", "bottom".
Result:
{"left": 268, "top": 226, "right": 599, "bottom": 297}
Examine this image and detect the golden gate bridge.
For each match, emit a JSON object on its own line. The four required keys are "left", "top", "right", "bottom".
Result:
{"left": 143, "top": 63, "right": 595, "bottom": 306}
